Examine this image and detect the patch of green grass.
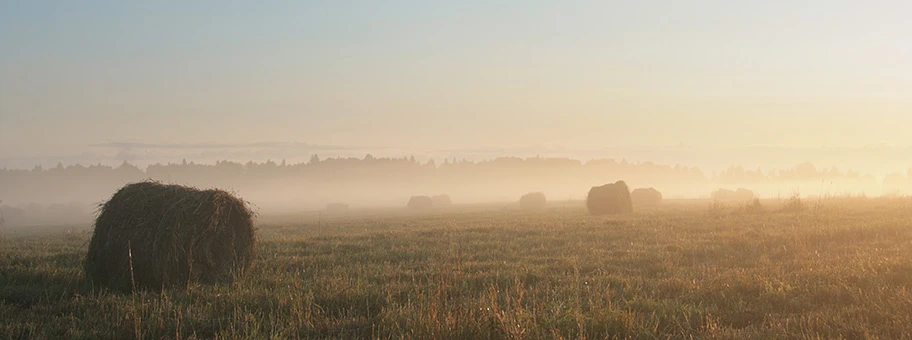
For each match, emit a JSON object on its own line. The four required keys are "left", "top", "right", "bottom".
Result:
{"left": 3, "top": 199, "right": 912, "bottom": 339}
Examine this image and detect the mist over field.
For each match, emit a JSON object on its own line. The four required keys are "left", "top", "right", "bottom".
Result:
{"left": 0, "top": 152, "right": 897, "bottom": 229}
{"left": 3, "top": 1, "right": 912, "bottom": 226}
{"left": 4, "top": 1, "right": 912, "bottom": 338}
{"left": 4, "top": 142, "right": 912, "bottom": 222}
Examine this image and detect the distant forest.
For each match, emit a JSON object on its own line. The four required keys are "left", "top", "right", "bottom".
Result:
{"left": 1, "top": 155, "right": 893, "bottom": 203}
{"left": 1, "top": 154, "right": 904, "bottom": 227}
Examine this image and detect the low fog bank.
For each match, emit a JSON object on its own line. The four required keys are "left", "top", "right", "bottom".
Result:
{"left": 0, "top": 178, "right": 887, "bottom": 229}
{"left": 0, "top": 157, "right": 903, "bottom": 228}
{"left": 0, "top": 202, "right": 94, "bottom": 231}
{"left": 8, "top": 145, "right": 912, "bottom": 180}
{"left": 219, "top": 177, "right": 880, "bottom": 215}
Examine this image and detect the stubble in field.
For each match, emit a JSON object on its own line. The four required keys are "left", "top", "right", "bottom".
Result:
{"left": 2, "top": 198, "right": 912, "bottom": 339}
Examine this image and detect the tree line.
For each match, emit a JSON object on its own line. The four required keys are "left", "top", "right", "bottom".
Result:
{"left": 0, "top": 155, "right": 885, "bottom": 206}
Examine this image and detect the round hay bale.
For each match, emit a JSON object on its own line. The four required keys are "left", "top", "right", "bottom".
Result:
{"left": 631, "top": 187, "right": 663, "bottom": 206}
{"left": 587, "top": 180, "right": 633, "bottom": 215}
{"left": 735, "top": 188, "right": 757, "bottom": 200}
{"left": 407, "top": 196, "right": 433, "bottom": 210}
{"left": 519, "top": 192, "right": 547, "bottom": 210}
{"left": 85, "top": 181, "right": 256, "bottom": 291}
{"left": 431, "top": 194, "right": 452, "bottom": 207}
{"left": 0, "top": 205, "right": 24, "bottom": 227}
{"left": 711, "top": 188, "right": 735, "bottom": 201}
{"left": 325, "top": 202, "right": 350, "bottom": 213}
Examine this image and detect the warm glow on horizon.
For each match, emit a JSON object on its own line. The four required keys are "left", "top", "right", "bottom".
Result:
{"left": 1, "top": 1, "right": 910, "bottom": 172}
{"left": 5, "top": 3, "right": 912, "bottom": 336}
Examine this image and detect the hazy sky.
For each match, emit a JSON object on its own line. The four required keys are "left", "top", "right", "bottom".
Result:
{"left": 1, "top": 1, "right": 910, "bottom": 167}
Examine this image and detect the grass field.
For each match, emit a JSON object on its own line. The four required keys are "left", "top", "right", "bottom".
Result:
{"left": 3, "top": 198, "right": 912, "bottom": 339}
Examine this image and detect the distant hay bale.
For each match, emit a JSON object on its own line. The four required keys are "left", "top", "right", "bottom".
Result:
{"left": 735, "top": 188, "right": 756, "bottom": 200}
{"left": 519, "top": 192, "right": 547, "bottom": 210}
{"left": 0, "top": 205, "right": 24, "bottom": 227}
{"left": 712, "top": 188, "right": 756, "bottom": 201}
{"left": 85, "top": 181, "right": 256, "bottom": 291}
{"left": 631, "top": 187, "right": 663, "bottom": 206}
{"left": 325, "top": 202, "right": 349, "bottom": 213}
{"left": 24, "top": 203, "right": 44, "bottom": 218}
{"left": 587, "top": 181, "right": 633, "bottom": 215}
{"left": 711, "top": 188, "right": 735, "bottom": 200}
{"left": 431, "top": 194, "right": 452, "bottom": 207}
{"left": 407, "top": 196, "right": 433, "bottom": 210}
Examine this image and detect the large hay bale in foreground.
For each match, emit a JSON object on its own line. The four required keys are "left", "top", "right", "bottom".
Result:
{"left": 519, "top": 192, "right": 547, "bottom": 210}
{"left": 587, "top": 181, "right": 633, "bottom": 215}
{"left": 407, "top": 196, "right": 433, "bottom": 210}
{"left": 432, "top": 194, "right": 452, "bottom": 207}
{"left": 631, "top": 187, "right": 663, "bottom": 206}
{"left": 85, "top": 181, "right": 256, "bottom": 291}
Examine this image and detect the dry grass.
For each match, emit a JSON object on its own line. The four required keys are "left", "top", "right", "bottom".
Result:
{"left": 3, "top": 198, "right": 912, "bottom": 338}
{"left": 780, "top": 192, "right": 804, "bottom": 213}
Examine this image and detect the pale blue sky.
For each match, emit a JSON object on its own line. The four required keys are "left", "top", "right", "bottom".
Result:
{"left": 1, "top": 1, "right": 910, "bottom": 168}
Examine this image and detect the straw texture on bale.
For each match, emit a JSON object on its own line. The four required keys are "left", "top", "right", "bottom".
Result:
{"left": 432, "top": 194, "right": 452, "bottom": 207}
{"left": 85, "top": 181, "right": 256, "bottom": 291}
{"left": 407, "top": 196, "right": 433, "bottom": 210}
{"left": 587, "top": 181, "right": 633, "bottom": 215}
{"left": 631, "top": 187, "right": 663, "bottom": 206}
{"left": 519, "top": 192, "right": 547, "bottom": 210}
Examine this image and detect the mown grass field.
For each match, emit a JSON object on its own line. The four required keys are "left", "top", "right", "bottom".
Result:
{"left": 3, "top": 198, "right": 912, "bottom": 339}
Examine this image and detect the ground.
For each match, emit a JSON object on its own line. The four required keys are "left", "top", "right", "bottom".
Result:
{"left": 2, "top": 198, "right": 912, "bottom": 339}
